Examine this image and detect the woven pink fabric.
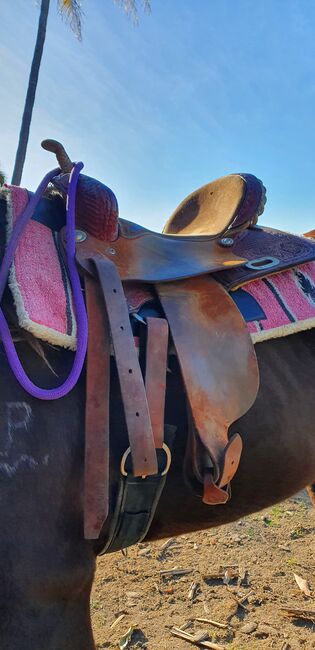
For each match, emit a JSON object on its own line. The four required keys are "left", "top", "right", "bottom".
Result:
{"left": 6, "top": 185, "right": 76, "bottom": 350}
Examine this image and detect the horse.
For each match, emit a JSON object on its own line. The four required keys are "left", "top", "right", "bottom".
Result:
{"left": 0, "top": 158, "right": 315, "bottom": 649}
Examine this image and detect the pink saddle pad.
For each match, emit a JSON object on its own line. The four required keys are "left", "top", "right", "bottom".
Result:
{"left": 3, "top": 185, "right": 76, "bottom": 350}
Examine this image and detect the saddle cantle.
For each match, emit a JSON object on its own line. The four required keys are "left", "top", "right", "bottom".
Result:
{"left": 163, "top": 173, "right": 266, "bottom": 237}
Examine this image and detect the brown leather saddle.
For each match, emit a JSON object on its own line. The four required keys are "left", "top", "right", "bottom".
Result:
{"left": 63, "top": 173, "right": 263, "bottom": 527}
{"left": 43, "top": 140, "right": 315, "bottom": 551}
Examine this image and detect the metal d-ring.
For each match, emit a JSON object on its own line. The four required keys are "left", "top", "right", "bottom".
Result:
{"left": 120, "top": 442, "right": 172, "bottom": 478}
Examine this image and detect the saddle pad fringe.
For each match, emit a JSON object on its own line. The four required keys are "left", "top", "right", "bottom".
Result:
{"left": 3, "top": 185, "right": 76, "bottom": 350}
{"left": 239, "top": 262, "right": 315, "bottom": 343}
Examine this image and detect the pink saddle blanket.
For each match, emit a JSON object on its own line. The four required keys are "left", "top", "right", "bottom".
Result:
{"left": 3, "top": 185, "right": 76, "bottom": 350}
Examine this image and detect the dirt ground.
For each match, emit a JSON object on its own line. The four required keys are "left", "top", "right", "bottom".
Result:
{"left": 92, "top": 493, "right": 315, "bottom": 650}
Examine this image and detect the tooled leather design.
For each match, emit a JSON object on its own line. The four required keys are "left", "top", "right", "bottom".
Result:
{"left": 52, "top": 172, "right": 119, "bottom": 242}
{"left": 123, "top": 283, "right": 155, "bottom": 313}
{"left": 215, "top": 227, "right": 315, "bottom": 289}
{"left": 227, "top": 173, "right": 265, "bottom": 233}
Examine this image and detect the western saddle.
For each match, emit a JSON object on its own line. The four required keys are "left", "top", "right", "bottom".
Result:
{"left": 7, "top": 139, "right": 315, "bottom": 553}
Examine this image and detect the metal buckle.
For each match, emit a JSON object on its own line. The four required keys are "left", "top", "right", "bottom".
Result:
{"left": 120, "top": 443, "right": 172, "bottom": 478}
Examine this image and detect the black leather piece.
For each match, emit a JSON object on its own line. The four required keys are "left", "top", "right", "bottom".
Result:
{"left": 27, "top": 192, "right": 66, "bottom": 231}
{"left": 100, "top": 473, "right": 167, "bottom": 554}
{"left": 99, "top": 425, "right": 176, "bottom": 554}
{"left": 231, "top": 288, "right": 266, "bottom": 322}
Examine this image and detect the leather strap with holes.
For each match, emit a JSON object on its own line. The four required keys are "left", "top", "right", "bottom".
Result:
{"left": 87, "top": 255, "right": 158, "bottom": 478}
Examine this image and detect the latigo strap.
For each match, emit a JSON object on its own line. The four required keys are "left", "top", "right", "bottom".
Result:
{"left": 91, "top": 256, "right": 158, "bottom": 478}
{"left": 145, "top": 317, "right": 169, "bottom": 449}
{"left": 84, "top": 275, "right": 110, "bottom": 539}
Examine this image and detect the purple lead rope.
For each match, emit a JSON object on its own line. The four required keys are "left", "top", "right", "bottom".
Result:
{"left": 0, "top": 163, "right": 88, "bottom": 400}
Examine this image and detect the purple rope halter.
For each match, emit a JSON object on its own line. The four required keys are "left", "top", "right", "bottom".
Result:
{"left": 0, "top": 163, "right": 88, "bottom": 400}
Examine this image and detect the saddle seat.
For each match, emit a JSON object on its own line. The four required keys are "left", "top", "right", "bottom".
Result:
{"left": 73, "top": 218, "right": 248, "bottom": 284}
{"left": 163, "top": 173, "right": 266, "bottom": 238}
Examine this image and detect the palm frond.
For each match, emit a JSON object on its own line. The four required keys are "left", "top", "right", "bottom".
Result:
{"left": 57, "top": 0, "right": 83, "bottom": 40}
{"left": 114, "top": 0, "right": 151, "bottom": 23}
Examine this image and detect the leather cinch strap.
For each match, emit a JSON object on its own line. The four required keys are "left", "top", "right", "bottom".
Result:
{"left": 145, "top": 317, "right": 169, "bottom": 448}
{"left": 100, "top": 429, "right": 174, "bottom": 554}
{"left": 156, "top": 275, "right": 259, "bottom": 504}
{"left": 101, "top": 317, "right": 171, "bottom": 554}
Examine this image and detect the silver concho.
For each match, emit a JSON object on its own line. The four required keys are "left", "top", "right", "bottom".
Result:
{"left": 219, "top": 237, "right": 234, "bottom": 247}
{"left": 75, "top": 229, "right": 87, "bottom": 243}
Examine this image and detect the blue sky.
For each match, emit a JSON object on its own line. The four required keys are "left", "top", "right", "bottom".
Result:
{"left": 1, "top": 0, "right": 315, "bottom": 232}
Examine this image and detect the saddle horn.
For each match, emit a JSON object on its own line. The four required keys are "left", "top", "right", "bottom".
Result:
{"left": 41, "top": 139, "right": 74, "bottom": 173}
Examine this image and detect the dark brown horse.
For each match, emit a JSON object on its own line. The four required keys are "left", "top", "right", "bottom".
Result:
{"left": 0, "top": 193, "right": 315, "bottom": 650}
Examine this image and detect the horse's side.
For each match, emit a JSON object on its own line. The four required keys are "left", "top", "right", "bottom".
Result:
{"left": 0, "top": 326, "right": 314, "bottom": 648}
{"left": 0, "top": 193, "right": 315, "bottom": 648}
{"left": 0, "top": 343, "right": 96, "bottom": 649}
